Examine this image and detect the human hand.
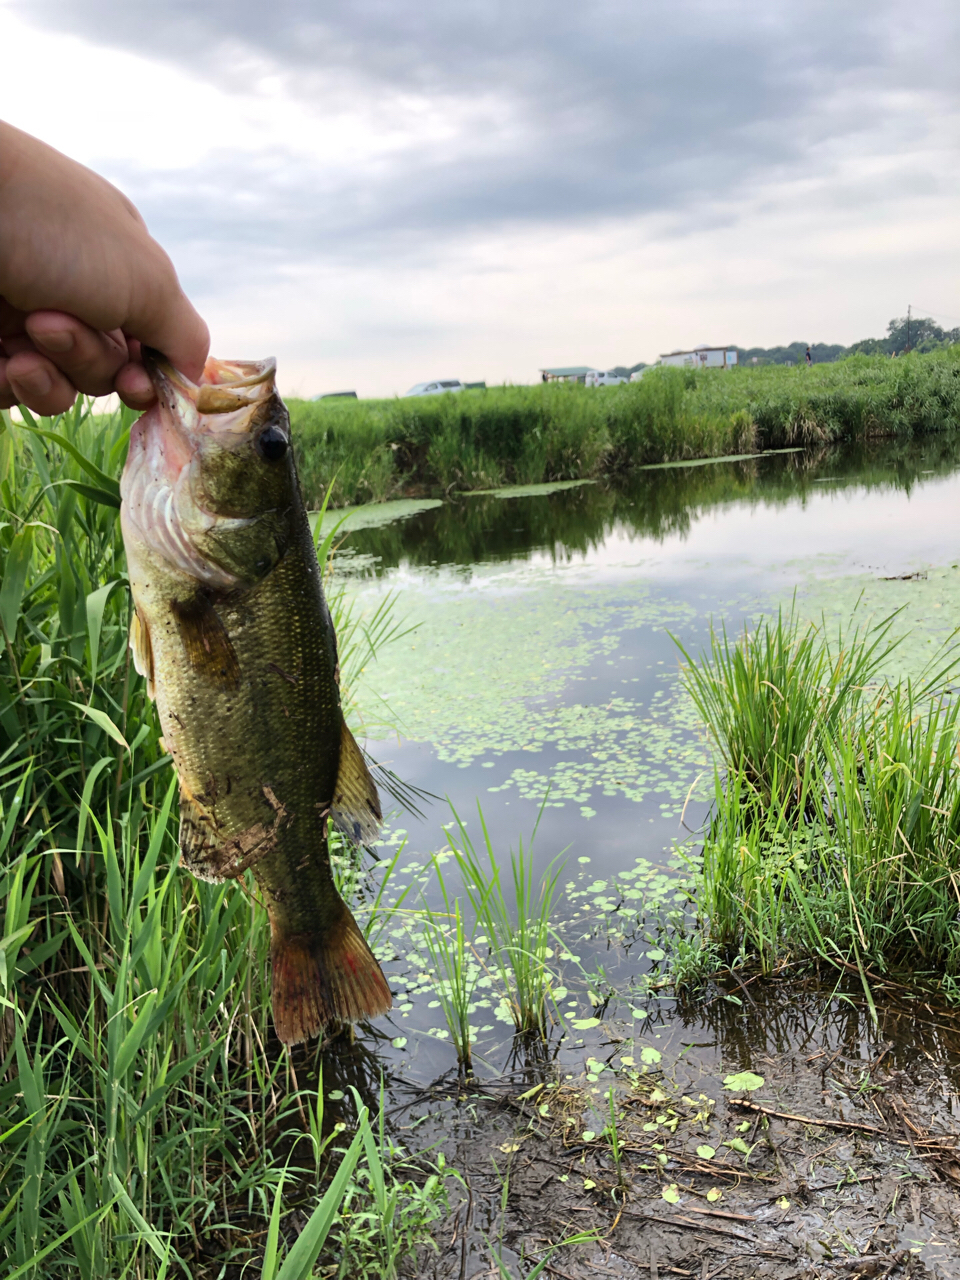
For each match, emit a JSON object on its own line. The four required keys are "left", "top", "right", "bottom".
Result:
{"left": 0, "top": 122, "right": 209, "bottom": 415}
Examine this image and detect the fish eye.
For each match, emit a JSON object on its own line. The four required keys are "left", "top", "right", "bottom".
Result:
{"left": 257, "top": 424, "right": 289, "bottom": 462}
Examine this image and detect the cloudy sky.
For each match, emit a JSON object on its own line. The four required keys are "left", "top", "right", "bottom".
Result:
{"left": 2, "top": 1, "right": 958, "bottom": 397}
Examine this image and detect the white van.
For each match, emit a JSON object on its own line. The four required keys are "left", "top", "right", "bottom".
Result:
{"left": 403, "top": 379, "right": 465, "bottom": 397}
{"left": 584, "top": 370, "right": 625, "bottom": 388}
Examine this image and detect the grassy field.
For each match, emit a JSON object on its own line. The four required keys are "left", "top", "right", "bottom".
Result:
{"left": 290, "top": 347, "right": 960, "bottom": 507}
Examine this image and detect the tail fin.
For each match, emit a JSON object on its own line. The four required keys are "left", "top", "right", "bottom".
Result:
{"left": 269, "top": 904, "right": 392, "bottom": 1046}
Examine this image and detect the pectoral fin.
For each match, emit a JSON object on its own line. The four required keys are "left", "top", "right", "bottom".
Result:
{"left": 171, "top": 593, "right": 241, "bottom": 690}
{"left": 331, "top": 720, "right": 382, "bottom": 845}
{"left": 129, "top": 609, "right": 155, "bottom": 700}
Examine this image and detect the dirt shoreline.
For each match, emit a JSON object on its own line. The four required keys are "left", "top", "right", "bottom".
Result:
{"left": 401, "top": 986, "right": 960, "bottom": 1279}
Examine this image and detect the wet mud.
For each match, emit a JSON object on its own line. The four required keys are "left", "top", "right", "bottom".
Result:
{"left": 366, "top": 981, "right": 960, "bottom": 1279}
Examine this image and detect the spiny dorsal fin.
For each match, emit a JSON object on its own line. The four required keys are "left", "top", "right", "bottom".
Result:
{"left": 171, "top": 593, "right": 241, "bottom": 690}
{"left": 178, "top": 787, "right": 225, "bottom": 883}
{"left": 130, "top": 609, "right": 155, "bottom": 700}
{"left": 331, "top": 719, "right": 382, "bottom": 846}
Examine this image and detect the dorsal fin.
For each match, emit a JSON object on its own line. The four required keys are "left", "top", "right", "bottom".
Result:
{"left": 331, "top": 719, "right": 382, "bottom": 846}
{"left": 130, "top": 609, "right": 155, "bottom": 700}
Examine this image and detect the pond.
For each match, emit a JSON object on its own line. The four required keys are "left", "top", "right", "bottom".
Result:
{"left": 318, "top": 436, "right": 960, "bottom": 1275}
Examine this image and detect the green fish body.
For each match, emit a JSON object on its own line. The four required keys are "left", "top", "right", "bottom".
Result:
{"left": 120, "top": 353, "right": 391, "bottom": 1044}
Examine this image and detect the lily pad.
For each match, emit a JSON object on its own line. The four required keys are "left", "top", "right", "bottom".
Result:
{"left": 661, "top": 1184, "right": 680, "bottom": 1204}
{"left": 696, "top": 1145, "right": 716, "bottom": 1160}
{"left": 640, "top": 1046, "right": 662, "bottom": 1065}
{"left": 722, "top": 1071, "right": 764, "bottom": 1092}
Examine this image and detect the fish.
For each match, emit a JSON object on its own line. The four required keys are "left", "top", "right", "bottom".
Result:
{"left": 120, "top": 350, "right": 392, "bottom": 1044}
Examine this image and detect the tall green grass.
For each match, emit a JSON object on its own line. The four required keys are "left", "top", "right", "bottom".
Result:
{"left": 444, "top": 803, "right": 565, "bottom": 1034}
{"left": 682, "top": 606, "right": 960, "bottom": 986}
{"left": 0, "top": 400, "right": 448, "bottom": 1276}
{"left": 675, "top": 606, "right": 903, "bottom": 809}
{"left": 289, "top": 346, "right": 960, "bottom": 507}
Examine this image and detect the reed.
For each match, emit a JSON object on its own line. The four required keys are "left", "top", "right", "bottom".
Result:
{"left": 289, "top": 346, "right": 960, "bottom": 507}
{"left": 444, "top": 802, "right": 565, "bottom": 1034}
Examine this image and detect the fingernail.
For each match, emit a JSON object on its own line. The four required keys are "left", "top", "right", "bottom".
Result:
{"left": 33, "top": 329, "right": 75, "bottom": 354}
{"left": 14, "top": 368, "right": 53, "bottom": 397}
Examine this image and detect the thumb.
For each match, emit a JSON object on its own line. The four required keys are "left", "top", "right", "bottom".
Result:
{"left": 125, "top": 241, "right": 210, "bottom": 382}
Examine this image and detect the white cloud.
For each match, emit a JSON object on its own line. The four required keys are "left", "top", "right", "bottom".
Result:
{"left": 2, "top": 1, "right": 958, "bottom": 397}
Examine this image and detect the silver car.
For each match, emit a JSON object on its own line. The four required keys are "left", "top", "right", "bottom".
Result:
{"left": 403, "top": 379, "right": 465, "bottom": 397}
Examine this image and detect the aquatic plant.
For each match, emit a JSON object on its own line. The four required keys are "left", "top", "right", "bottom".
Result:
{"left": 689, "top": 614, "right": 960, "bottom": 985}
{"left": 445, "top": 802, "right": 565, "bottom": 1034}
{"left": 676, "top": 604, "right": 902, "bottom": 810}
{"left": 419, "top": 864, "right": 480, "bottom": 1070}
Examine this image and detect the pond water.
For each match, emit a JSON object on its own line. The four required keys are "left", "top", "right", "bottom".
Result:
{"left": 317, "top": 436, "right": 960, "bottom": 1087}
{"left": 311, "top": 436, "right": 960, "bottom": 1273}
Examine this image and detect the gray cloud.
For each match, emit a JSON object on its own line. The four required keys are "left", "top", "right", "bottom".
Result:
{"left": 16, "top": 0, "right": 960, "bottom": 281}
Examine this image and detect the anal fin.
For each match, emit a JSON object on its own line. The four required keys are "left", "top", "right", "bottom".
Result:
{"left": 331, "top": 719, "right": 382, "bottom": 845}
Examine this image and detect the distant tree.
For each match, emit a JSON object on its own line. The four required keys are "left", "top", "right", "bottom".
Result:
{"left": 641, "top": 319, "right": 958, "bottom": 374}
{"left": 882, "top": 315, "right": 960, "bottom": 354}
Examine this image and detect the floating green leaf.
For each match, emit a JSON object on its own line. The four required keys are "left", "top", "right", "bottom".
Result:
{"left": 722, "top": 1071, "right": 764, "bottom": 1092}
{"left": 723, "top": 1137, "right": 752, "bottom": 1155}
{"left": 696, "top": 1145, "right": 716, "bottom": 1160}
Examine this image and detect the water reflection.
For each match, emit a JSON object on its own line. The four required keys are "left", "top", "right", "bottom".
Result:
{"left": 339, "top": 436, "right": 960, "bottom": 575}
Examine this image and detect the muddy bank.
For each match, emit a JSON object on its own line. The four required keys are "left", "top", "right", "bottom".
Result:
{"left": 381, "top": 983, "right": 960, "bottom": 1279}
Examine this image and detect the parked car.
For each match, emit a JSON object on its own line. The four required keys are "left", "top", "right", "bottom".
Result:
{"left": 584, "top": 370, "right": 625, "bottom": 387}
{"left": 403, "top": 379, "right": 465, "bottom": 397}
{"left": 629, "top": 367, "right": 650, "bottom": 382}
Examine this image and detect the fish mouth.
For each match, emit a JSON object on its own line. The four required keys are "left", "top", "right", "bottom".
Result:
{"left": 143, "top": 349, "right": 277, "bottom": 424}
{"left": 122, "top": 352, "right": 277, "bottom": 588}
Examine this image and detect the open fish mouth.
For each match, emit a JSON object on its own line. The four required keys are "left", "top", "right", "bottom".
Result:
{"left": 121, "top": 353, "right": 277, "bottom": 588}
{"left": 143, "top": 350, "right": 277, "bottom": 425}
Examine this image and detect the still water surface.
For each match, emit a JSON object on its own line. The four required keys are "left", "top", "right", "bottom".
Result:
{"left": 325, "top": 437, "right": 960, "bottom": 1086}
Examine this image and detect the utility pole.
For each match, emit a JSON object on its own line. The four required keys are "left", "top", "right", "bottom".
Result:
{"left": 906, "top": 304, "right": 911, "bottom": 353}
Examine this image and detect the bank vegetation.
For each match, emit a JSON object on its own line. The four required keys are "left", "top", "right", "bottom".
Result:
{"left": 291, "top": 347, "right": 960, "bottom": 507}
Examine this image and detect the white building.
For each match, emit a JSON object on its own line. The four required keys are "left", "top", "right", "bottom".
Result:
{"left": 660, "top": 345, "right": 738, "bottom": 369}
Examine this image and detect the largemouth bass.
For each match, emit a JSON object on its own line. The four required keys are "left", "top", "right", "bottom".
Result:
{"left": 120, "top": 351, "right": 392, "bottom": 1044}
